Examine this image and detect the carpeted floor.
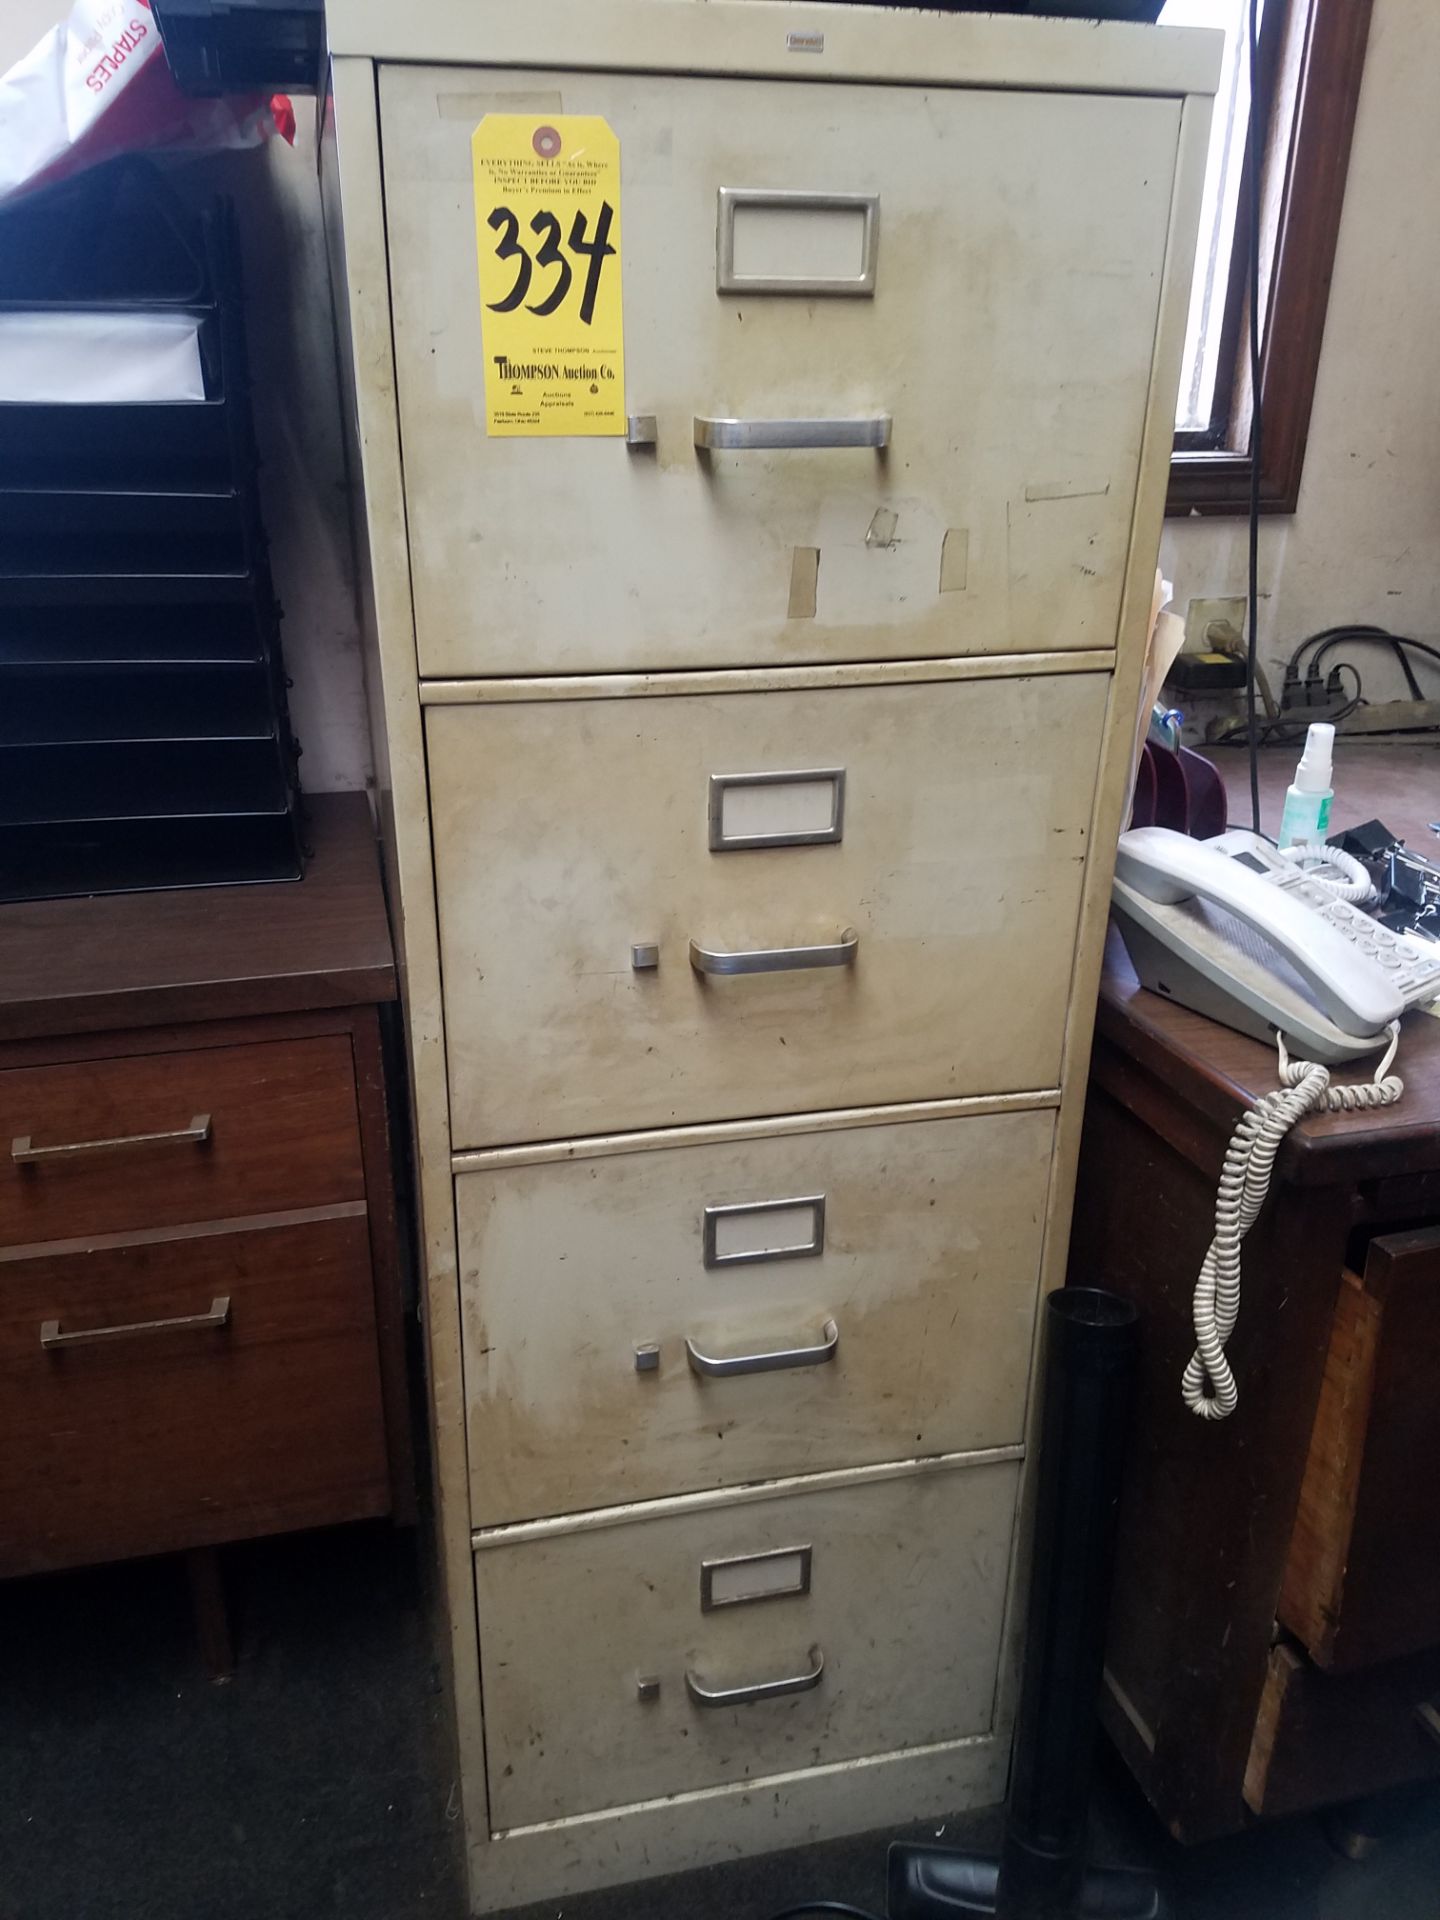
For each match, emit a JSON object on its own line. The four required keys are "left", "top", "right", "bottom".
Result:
{"left": 2, "top": 1520, "right": 1437, "bottom": 1920}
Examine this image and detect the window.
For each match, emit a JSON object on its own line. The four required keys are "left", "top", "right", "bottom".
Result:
{"left": 1163, "top": 0, "right": 1259, "bottom": 437}
{"left": 1163, "top": 0, "right": 1375, "bottom": 515}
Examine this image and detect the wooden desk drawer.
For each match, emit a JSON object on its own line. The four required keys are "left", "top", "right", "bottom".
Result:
{"left": 381, "top": 66, "right": 1178, "bottom": 677}
{"left": 0, "top": 1212, "right": 389, "bottom": 1574}
{"left": 0, "top": 1037, "right": 364, "bottom": 1247}
{"left": 458, "top": 1107, "right": 1052, "bottom": 1524}
{"left": 1279, "top": 1229, "right": 1440, "bottom": 1673}
{"left": 429, "top": 671, "right": 1106, "bottom": 1149}
{"left": 477, "top": 1457, "right": 1018, "bottom": 1828}
{"left": 1245, "top": 1641, "right": 1440, "bottom": 1820}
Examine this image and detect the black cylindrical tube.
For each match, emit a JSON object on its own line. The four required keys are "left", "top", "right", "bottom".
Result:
{"left": 995, "top": 1287, "right": 1139, "bottom": 1920}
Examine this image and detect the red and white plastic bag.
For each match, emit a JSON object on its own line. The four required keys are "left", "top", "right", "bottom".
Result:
{"left": 0, "top": 0, "right": 291, "bottom": 204}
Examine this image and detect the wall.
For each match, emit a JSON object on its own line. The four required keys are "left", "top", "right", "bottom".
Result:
{"left": 0, "top": 4, "right": 371, "bottom": 792}
{"left": 5, "top": 0, "right": 1435, "bottom": 771}
{"left": 1161, "top": 0, "right": 1440, "bottom": 708}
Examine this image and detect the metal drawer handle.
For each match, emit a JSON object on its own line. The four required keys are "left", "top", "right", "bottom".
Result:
{"left": 689, "top": 930, "right": 858, "bottom": 978}
{"left": 695, "top": 416, "right": 890, "bottom": 451}
{"left": 13, "top": 1114, "right": 212, "bottom": 1165}
{"left": 685, "top": 1645, "right": 825, "bottom": 1709}
{"left": 40, "top": 1296, "right": 231, "bottom": 1351}
{"left": 685, "top": 1318, "right": 839, "bottom": 1379}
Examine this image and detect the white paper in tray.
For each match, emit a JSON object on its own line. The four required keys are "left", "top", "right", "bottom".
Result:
{"left": 0, "top": 310, "right": 205, "bottom": 403}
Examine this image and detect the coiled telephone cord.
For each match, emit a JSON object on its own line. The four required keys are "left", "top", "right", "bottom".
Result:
{"left": 1183, "top": 1022, "right": 1403, "bottom": 1421}
{"left": 1277, "top": 841, "right": 1376, "bottom": 905}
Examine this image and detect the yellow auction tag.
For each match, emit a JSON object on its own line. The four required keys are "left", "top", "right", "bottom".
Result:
{"left": 471, "top": 115, "right": 625, "bottom": 437}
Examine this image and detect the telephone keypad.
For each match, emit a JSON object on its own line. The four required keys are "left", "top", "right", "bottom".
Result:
{"left": 1270, "top": 871, "right": 1440, "bottom": 1007}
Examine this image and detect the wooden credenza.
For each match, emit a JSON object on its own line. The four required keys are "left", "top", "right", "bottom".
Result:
{"left": 319, "top": 5, "right": 1218, "bottom": 1906}
{"left": 0, "top": 795, "right": 414, "bottom": 1595}
{"left": 1071, "top": 745, "right": 1440, "bottom": 1841}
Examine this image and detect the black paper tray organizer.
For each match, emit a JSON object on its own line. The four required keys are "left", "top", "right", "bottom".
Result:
{"left": 0, "top": 158, "right": 304, "bottom": 902}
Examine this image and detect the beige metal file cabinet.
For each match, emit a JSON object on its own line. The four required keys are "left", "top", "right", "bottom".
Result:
{"left": 319, "top": 4, "right": 1218, "bottom": 1907}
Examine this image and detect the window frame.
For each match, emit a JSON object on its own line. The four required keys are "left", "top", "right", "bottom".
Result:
{"left": 1167, "top": 0, "right": 1375, "bottom": 516}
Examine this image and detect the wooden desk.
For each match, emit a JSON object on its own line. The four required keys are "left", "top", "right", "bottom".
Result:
{"left": 1070, "top": 743, "right": 1440, "bottom": 1840}
{"left": 0, "top": 795, "right": 413, "bottom": 1662}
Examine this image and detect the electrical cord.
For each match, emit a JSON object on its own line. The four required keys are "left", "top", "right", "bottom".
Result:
{"left": 1244, "top": 0, "right": 1263, "bottom": 834}
{"left": 1268, "top": 628, "right": 1440, "bottom": 725}
{"left": 1287, "top": 625, "right": 1440, "bottom": 690}
{"left": 1183, "top": 1024, "right": 1403, "bottom": 1420}
{"left": 1328, "top": 659, "right": 1365, "bottom": 713}
{"left": 1305, "top": 630, "right": 1440, "bottom": 694}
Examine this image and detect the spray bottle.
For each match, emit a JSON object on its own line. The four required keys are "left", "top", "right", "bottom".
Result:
{"left": 1278, "top": 721, "right": 1335, "bottom": 848}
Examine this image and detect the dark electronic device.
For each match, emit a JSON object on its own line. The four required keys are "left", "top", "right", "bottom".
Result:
{"left": 1330, "top": 819, "right": 1440, "bottom": 944}
{"left": 1164, "top": 651, "right": 1249, "bottom": 693}
{"left": 149, "top": 0, "right": 325, "bottom": 94}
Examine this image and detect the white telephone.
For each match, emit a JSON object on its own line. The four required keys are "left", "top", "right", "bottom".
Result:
{"left": 1112, "top": 826, "right": 1440, "bottom": 1064}
{"left": 1111, "top": 827, "right": 1440, "bottom": 1423}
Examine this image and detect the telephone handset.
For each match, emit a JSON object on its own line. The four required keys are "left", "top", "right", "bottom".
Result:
{"left": 1110, "top": 827, "right": 1440, "bottom": 1422}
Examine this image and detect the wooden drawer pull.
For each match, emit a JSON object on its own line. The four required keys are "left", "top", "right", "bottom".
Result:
{"left": 13, "top": 1113, "right": 212, "bottom": 1165}
{"left": 685, "top": 1318, "right": 839, "bottom": 1380}
{"left": 688, "top": 930, "right": 858, "bottom": 977}
{"left": 684, "top": 1644, "right": 825, "bottom": 1708}
{"left": 41, "top": 1295, "right": 231, "bottom": 1352}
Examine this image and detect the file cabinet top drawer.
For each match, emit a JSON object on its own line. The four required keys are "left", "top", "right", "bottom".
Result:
{"left": 428, "top": 670, "right": 1107, "bottom": 1149}
{"left": 459, "top": 1106, "right": 1053, "bottom": 1525}
{"left": 0, "top": 1037, "right": 365, "bottom": 1248}
{"left": 475, "top": 1456, "right": 1020, "bottom": 1829}
{"left": 381, "top": 66, "right": 1179, "bottom": 677}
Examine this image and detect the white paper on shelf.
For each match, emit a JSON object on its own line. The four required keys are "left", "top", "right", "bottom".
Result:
{"left": 0, "top": 310, "right": 205, "bottom": 403}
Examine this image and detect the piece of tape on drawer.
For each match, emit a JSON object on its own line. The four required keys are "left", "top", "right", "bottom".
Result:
{"left": 788, "top": 546, "right": 820, "bottom": 619}
{"left": 1023, "top": 474, "right": 1112, "bottom": 503}
{"left": 940, "top": 526, "right": 969, "bottom": 593}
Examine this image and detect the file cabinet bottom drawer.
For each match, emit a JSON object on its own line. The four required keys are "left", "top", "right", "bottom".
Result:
{"left": 476, "top": 1456, "right": 1020, "bottom": 1829}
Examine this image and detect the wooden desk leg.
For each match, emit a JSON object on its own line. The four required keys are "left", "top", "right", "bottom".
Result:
{"left": 186, "top": 1546, "right": 236, "bottom": 1682}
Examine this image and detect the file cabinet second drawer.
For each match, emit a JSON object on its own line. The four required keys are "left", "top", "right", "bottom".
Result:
{"left": 428, "top": 669, "right": 1108, "bottom": 1149}
{"left": 458, "top": 1105, "right": 1052, "bottom": 1525}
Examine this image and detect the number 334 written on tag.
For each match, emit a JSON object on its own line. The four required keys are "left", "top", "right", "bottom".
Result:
{"left": 471, "top": 115, "right": 626, "bottom": 437}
